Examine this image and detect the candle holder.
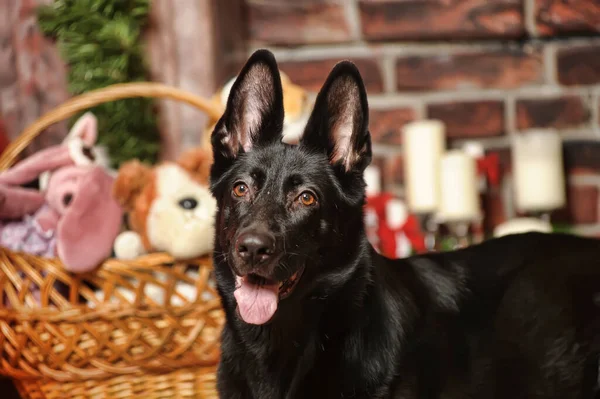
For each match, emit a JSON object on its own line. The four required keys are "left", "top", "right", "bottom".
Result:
{"left": 470, "top": 216, "right": 485, "bottom": 245}
{"left": 446, "top": 221, "right": 471, "bottom": 250}
{"left": 527, "top": 210, "right": 552, "bottom": 224}
{"left": 416, "top": 213, "right": 440, "bottom": 252}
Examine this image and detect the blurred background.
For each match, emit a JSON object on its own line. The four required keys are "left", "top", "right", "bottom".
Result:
{"left": 0, "top": 1, "right": 598, "bottom": 396}
{"left": 0, "top": 0, "right": 599, "bottom": 244}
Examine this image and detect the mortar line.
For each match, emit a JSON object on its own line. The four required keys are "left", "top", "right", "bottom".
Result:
{"left": 381, "top": 54, "right": 397, "bottom": 94}
{"left": 344, "top": 0, "right": 363, "bottom": 42}
{"left": 243, "top": 37, "right": 600, "bottom": 62}
{"left": 505, "top": 94, "right": 517, "bottom": 134}
{"left": 524, "top": 0, "right": 538, "bottom": 38}
{"left": 543, "top": 42, "right": 558, "bottom": 86}
{"left": 569, "top": 174, "right": 600, "bottom": 186}
{"left": 590, "top": 90, "right": 600, "bottom": 130}
{"left": 366, "top": 84, "right": 600, "bottom": 107}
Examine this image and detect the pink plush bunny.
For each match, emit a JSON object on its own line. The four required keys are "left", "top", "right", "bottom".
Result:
{"left": 0, "top": 143, "right": 123, "bottom": 273}
{"left": 39, "top": 112, "right": 113, "bottom": 191}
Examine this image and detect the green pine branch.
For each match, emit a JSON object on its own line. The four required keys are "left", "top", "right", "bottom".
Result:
{"left": 38, "top": 0, "right": 160, "bottom": 167}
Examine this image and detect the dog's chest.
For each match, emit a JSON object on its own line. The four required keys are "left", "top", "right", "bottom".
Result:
{"left": 239, "top": 342, "right": 352, "bottom": 398}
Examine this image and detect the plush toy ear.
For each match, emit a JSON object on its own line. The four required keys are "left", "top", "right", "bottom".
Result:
{"left": 57, "top": 167, "right": 123, "bottom": 273}
{"left": 300, "top": 61, "right": 371, "bottom": 173}
{"left": 113, "top": 160, "right": 153, "bottom": 211}
{"left": 0, "top": 146, "right": 74, "bottom": 186}
{"left": 0, "top": 185, "right": 46, "bottom": 220}
{"left": 211, "top": 49, "right": 284, "bottom": 174}
{"left": 176, "top": 147, "right": 212, "bottom": 184}
{"left": 66, "top": 112, "right": 98, "bottom": 147}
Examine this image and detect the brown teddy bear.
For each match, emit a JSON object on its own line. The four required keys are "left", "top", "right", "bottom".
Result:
{"left": 112, "top": 147, "right": 216, "bottom": 260}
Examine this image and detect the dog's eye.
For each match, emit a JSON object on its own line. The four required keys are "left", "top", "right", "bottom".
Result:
{"left": 179, "top": 197, "right": 198, "bottom": 210}
{"left": 233, "top": 183, "right": 249, "bottom": 198}
{"left": 299, "top": 191, "right": 316, "bottom": 206}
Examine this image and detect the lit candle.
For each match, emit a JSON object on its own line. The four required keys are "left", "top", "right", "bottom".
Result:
{"left": 438, "top": 150, "right": 481, "bottom": 222}
{"left": 511, "top": 130, "right": 566, "bottom": 212}
{"left": 402, "top": 120, "right": 445, "bottom": 214}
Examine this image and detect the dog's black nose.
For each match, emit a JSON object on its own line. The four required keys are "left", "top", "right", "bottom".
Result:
{"left": 235, "top": 232, "right": 275, "bottom": 266}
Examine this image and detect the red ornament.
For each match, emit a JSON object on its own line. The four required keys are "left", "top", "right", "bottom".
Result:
{"left": 365, "top": 194, "right": 426, "bottom": 258}
{"left": 476, "top": 153, "right": 500, "bottom": 187}
{"left": 364, "top": 193, "right": 393, "bottom": 254}
{"left": 378, "top": 213, "right": 426, "bottom": 258}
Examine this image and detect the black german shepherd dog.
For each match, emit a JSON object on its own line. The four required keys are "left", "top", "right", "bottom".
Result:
{"left": 209, "top": 49, "right": 600, "bottom": 398}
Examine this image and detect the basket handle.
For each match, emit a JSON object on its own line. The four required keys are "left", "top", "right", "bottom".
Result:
{"left": 0, "top": 82, "right": 223, "bottom": 171}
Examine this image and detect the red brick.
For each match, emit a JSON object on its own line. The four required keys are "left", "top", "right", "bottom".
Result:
{"left": 246, "top": 1, "right": 351, "bottom": 45}
{"left": 359, "top": 0, "right": 524, "bottom": 41}
{"left": 553, "top": 185, "right": 599, "bottom": 225}
{"left": 557, "top": 44, "right": 600, "bottom": 86}
{"left": 395, "top": 49, "right": 543, "bottom": 92}
{"left": 0, "top": 0, "right": 70, "bottom": 155}
{"left": 535, "top": 0, "right": 600, "bottom": 36}
{"left": 482, "top": 188, "right": 507, "bottom": 232}
{"left": 279, "top": 58, "right": 384, "bottom": 93}
{"left": 426, "top": 101, "right": 505, "bottom": 138}
{"left": 369, "top": 107, "right": 416, "bottom": 145}
{"left": 516, "top": 95, "right": 590, "bottom": 130}
{"left": 384, "top": 154, "right": 404, "bottom": 186}
{"left": 563, "top": 140, "right": 600, "bottom": 173}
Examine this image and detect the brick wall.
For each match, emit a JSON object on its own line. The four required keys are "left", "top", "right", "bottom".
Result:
{"left": 0, "top": 0, "right": 70, "bottom": 155}
{"left": 240, "top": 0, "right": 600, "bottom": 236}
{"left": 146, "top": 0, "right": 246, "bottom": 160}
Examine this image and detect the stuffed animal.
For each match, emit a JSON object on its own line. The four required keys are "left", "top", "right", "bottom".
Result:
{"left": 0, "top": 143, "right": 123, "bottom": 273}
{"left": 39, "top": 112, "right": 113, "bottom": 191}
{"left": 112, "top": 147, "right": 217, "bottom": 261}
{"left": 105, "top": 147, "right": 217, "bottom": 307}
{"left": 201, "top": 71, "right": 313, "bottom": 149}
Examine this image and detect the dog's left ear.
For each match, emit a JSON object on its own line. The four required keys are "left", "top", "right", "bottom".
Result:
{"left": 211, "top": 49, "right": 284, "bottom": 167}
{"left": 301, "top": 61, "right": 371, "bottom": 173}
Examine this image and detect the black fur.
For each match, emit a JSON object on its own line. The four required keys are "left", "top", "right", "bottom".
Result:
{"left": 209, "top": 49, "right": 600, "bottom": 399}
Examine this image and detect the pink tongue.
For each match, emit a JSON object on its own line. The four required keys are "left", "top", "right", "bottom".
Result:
{"left": 234, "top": 277, "right": 279, "bottom": 325}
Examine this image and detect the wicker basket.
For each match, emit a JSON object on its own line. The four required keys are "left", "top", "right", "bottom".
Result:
{"left": 0, "top": 83, "right": 227, "bottom": 399}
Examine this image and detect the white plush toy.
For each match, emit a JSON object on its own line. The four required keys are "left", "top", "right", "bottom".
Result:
{"left": 100, "top": 147, "right": 217, "bottom": 307}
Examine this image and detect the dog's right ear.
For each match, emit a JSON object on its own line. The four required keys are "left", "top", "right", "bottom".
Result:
{"left": 211, "top": 49, "right": 284, "bottom": 172}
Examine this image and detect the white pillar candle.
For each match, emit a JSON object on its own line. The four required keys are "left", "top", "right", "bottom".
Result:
{"left": 511, "top": 130, "right": 566, "bottom": 212}
{"left": 438, "top": 150, "right": 481, "bottom": 222}
{"left": 364, "top": 165, "right": 382, "bottom": 197}
{"left": 402, "top": 120, "right": 445, "bottom": 214}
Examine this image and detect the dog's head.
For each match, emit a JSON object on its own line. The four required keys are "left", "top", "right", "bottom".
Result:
{"left": 210, "top": 49, "right": 371, "bottom": 326}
